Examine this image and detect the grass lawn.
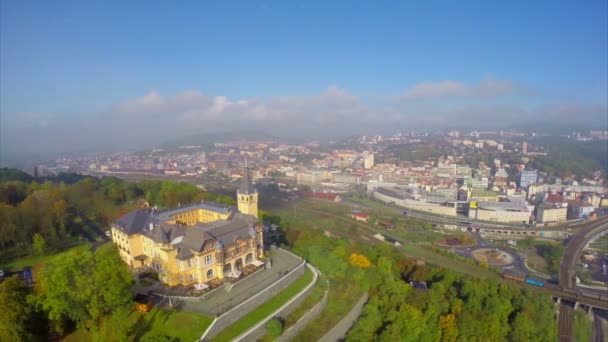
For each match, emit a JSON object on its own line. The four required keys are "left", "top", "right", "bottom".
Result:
{"left": 63, "top": 308, "right": 214, "bottom": 342}
{"left": 0, "top": 242, "right": 92, "bottom": 271}
{"left": 292, "top": 280, "right": 362, "bottom": 342}
{"left": 133, "top": 308, "right": 214, "bottom": 341}
{"left": 211, "top": 267, "right": 315, "bottom": 342}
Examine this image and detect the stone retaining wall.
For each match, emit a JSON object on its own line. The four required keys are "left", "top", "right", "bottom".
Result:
{"left": 276, "top": 279, "right": 329, "bottom": 342}
{"left": 233, "top": 264, "right": 320, "bottom": 342}
{"left": 200, "top": 259, "right": 306, "bottom": 341}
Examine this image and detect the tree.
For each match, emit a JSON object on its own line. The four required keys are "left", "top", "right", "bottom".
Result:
{"left": 0, "top": 276, "right": 34, "bottom": 341}
{"left": 52, "top": 199, "right": 70, "bottom": 239}
{"left": 32, "top": 233, "right": 47, "bottom": 256}
{"left": 36, "top": 244, "right": 133, "bottom": 332}
{"left": 349, "top": 253, "right": 371, "bottom": 268}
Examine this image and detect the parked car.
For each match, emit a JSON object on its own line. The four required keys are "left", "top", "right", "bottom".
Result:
{"left": 22, "top": 267, "right": 33, "bottom": 282}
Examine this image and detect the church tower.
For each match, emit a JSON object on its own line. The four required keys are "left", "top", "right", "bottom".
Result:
{"left": 237, "top": 164, "right": 258, "bottom": 218}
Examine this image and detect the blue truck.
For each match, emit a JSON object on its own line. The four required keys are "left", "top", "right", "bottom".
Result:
{"left": 524, "top": 278, "right": 544, "bottom": 287}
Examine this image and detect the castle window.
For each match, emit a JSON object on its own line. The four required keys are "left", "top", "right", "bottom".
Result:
{"left": 187, "top": 259, "right": 192, "bottom": 268}
{"left": 189, "top": 274, "right": 194, "bottom": 282}
{"left": 178, "top": 275, "right": 184, "bottom": 283}
{"left": 207, "top": 269, "right": 214, "bottom": 279}
{"left": 205, "top": 254, "right": 213, "bottom": 265}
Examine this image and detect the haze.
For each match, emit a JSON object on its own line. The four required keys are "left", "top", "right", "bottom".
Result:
{"left": 1, "top": 1, "right": 607, "bottom": 159}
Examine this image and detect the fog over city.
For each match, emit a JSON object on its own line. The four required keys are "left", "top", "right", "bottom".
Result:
{"left": 3, "top": 80, "right": 607, "bottom": 157}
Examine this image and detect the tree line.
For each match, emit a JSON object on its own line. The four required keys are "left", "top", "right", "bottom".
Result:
{"left": 0, "top": 168, "right": 237, "bottom": 341}
{"left": 0, "top": 168, "right": 234, "bottom": 261}
{"left": 0, "top": 244, "right": 134, "bottom": 341}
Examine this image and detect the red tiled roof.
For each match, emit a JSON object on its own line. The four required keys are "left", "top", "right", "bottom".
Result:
{"left": 546, "top": 194, "right": 564, "bottom": 203}
{"left": 351, "top": 212, "right": 369, "bottom": 218}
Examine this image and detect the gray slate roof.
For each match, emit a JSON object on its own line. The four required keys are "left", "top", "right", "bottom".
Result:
{"left": 113, "top": 204, "right": 259, "bottom": 259}
{"left": 237, "top": 167, "right": 255, "bottom": 195}
{"left": 113, "top": 209, "right": 155, "bottom": 235}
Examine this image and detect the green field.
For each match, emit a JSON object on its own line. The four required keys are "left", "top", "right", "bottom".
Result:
{"left": 277, "top": 199, "right": 498, "bottom": 279}
{"left": 63, "top": 308, "right": 214, "bottom": 342}
{"left": 211, "top": 267, "right": 315, "bottom": 342}
{"left": 0, "top": 242, "right": 92, "bottom": 272}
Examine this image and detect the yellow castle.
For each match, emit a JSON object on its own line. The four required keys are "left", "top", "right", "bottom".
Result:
{"left": 110, "top": 167, "right": 262, "bottom": 286}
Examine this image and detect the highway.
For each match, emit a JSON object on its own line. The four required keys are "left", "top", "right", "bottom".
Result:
{"left": 559, "top": 216, "right": 608, "bottom": 290}
{"left": 555, "top": 216, "right": 608, "bottom": 342}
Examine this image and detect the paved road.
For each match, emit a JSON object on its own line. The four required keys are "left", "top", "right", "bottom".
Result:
{"left": 170, "top": 248, "right": 302, "bottom": 316}
{"left": 559, "top": 217, "right": 608, "bottom": 289}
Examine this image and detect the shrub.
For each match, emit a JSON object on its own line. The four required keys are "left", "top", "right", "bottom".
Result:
{"left": 266, "top": 318, "right": 283, "bottom": 338}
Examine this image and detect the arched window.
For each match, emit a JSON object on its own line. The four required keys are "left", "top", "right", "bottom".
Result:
{"left": 245, "top": 253, "right": 253, "bottom": 264}
{"left": 207, "top": 269, "right": 214, "bottom": 279}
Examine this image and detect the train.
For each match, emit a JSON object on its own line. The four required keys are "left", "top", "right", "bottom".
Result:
{"left": 503, "top": 272, "right": 608, "bottom": 302}
{"left": 502, "top": 272, "right": 544, "bottom": 287}
{"left": 524, "top": 278, "right": 545, "bottom": 287}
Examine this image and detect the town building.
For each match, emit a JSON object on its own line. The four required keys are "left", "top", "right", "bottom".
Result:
{"left": 468, "top": 201, "right": 530, "bottom": 223}
{"left": 110, "top": 167, "right": 263, "bottom": 287}
{"left": 351, "top": 212, "right": 370, "bottom": 222}
{"left": 566, "top": 200, "right": 595, "bottom": 220}
{"left": 519, "top": 169, "right": 538, "bottom": 188}
{"left": 363, "top": 152, "right": 375, "bottom": 169}
{"left": 536, "top": 205, "right": 567, "bottom": 223}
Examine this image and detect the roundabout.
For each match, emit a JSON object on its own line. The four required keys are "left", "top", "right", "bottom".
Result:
{"left": 472, "top": 248, "right": 514, "bottom": 266}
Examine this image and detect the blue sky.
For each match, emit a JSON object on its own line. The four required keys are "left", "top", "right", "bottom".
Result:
{"left": 1, "top": 1, "right": 607, "bottom": 155}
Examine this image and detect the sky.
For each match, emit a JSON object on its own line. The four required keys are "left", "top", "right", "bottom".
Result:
{"left": 1, "top": 0, "right": 607, "bottom": 158}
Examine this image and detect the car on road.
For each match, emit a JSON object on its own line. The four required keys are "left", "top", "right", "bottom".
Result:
{"left": 22, "top": 267, "right": 33, "bottom": 282}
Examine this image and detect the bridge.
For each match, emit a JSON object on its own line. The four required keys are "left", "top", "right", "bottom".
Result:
{"left": 557, "top": 216, "right": 608, "bottom": 342}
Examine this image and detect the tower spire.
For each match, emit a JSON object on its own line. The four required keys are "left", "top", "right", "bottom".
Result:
{"left": 237, "top": 159, "right": 258, "bottom": 218}
{"left": 238, "top": 160, "right": 254, "bottom": 195}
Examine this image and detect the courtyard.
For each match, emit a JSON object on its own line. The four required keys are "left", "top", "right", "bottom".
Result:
{"left": 155, "top": 247, "right": 302, "bottom": 316}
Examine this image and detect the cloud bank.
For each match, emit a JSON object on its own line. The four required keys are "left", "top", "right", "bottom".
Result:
{"left": 1, "top": 78, "right": 606, "bottom": 158}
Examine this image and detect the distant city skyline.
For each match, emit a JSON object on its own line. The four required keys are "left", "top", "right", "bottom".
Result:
{"left": 1, "top": 1, "right": 607, "bottom": 157}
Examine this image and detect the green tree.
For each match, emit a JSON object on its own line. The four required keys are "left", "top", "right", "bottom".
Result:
{"left": 0, "top": 276, "right": 34, "bottom": 341}
{"left": 574, "top": 310, "right": 592, "bottom": 342}
{"left": 37, "top": 244, "right": 133, "bottom": 332}
{"left": 32, "top": 233, "right": 47, "bottom": 256}
{"left": 266, "top": 318, "right": 284, "bottom": 338}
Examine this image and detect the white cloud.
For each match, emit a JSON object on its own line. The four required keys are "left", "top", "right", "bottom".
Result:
{"left": 400, "top": 77, "right": 532, "bottom": 100}
{"left": 1, "top": 80, "right": 604, "bottom": 158}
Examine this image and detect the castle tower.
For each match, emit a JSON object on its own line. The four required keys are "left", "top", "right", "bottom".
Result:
{"left": 237, "top": 165, "right": 258, "bottom": 218}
